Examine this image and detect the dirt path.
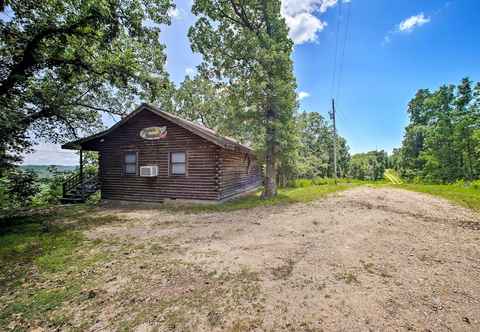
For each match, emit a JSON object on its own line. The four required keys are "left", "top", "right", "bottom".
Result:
{"left": 69, "top": 187, "right": 479, "bottom": 331}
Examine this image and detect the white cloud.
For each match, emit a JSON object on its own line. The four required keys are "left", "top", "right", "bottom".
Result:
{"left": 281, "top": 0, "right": 342, "bottom": 44}
{"left": 284, "top": 13, "right": 327, "bottom": 44}
{"left": 185, "top": 67, "right": 195, "bottom": 76}
{"left": 298, "top": 91, "right": 311, "bottom": 100}
{"left": 398, "top": 13, "right": 430, "bottom": 32}
{"left": 383, "top": 12, "right": 431, "bottom": 45}
{"left": 168, "top": 7, "right": 184, "bottom": 20}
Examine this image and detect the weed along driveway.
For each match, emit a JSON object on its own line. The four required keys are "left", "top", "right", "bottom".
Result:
{"left": 2, "top": 186, "right": 480, "bottom": 331}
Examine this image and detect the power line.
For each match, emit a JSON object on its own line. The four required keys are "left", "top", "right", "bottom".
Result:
{"left": 330, "top": 0, "right": 343, "bottom": 98}
{"left": 329, "top": 1, "right": 352, "bottom": 137}
{"left": 335, "top": 0, "right": 352, "bottom": 102}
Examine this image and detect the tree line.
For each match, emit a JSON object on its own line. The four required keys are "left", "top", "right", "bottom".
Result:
{"left": 391, "top": 78, "right": 480, "bottom": 183}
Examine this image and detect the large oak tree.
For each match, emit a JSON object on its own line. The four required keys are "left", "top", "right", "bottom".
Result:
{"left": 188, "top": 0, "right": 298, "bottom": 198}
{"left": 0, "top": 0, "right": 174, "bottom": 169}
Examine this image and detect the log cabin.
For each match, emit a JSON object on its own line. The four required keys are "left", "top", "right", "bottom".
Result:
{"left": 61, "top": 103, "right": 262, "bottom": 204}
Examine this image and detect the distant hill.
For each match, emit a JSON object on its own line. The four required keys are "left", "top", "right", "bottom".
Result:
{"left": 20, "top": 165, "right": 78, "bottom": 179}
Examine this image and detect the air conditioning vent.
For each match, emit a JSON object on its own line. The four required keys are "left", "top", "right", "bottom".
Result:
{"left": 140, "top": 166, "right": 158, "bottom": 177}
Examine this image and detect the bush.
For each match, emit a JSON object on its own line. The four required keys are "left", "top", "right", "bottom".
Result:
{"left": 454, "top": 179, "right": 466, "bottom": 187}
{"left": 287, "top": 179, "right": 313, "bottom": 188}
{"left": 312, "top": 177, "right": 329, "bottom": 185}
{"left": 4, "top": 169, "right": 39, "bottom": 208}
{"left": 471, "top": 180, "right": 480, "bottom": 190}
{"left": 86, "top": 191, "right": 101, "bottom": 205}
{"left": 30, "top": 168, "right": 72, "bottom": 207}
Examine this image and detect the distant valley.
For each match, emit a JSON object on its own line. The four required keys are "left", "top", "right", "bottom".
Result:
{"left": 20, "top": 165, "right": 78, "bottom": 178}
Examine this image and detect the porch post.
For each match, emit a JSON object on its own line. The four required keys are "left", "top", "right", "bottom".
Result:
{"left": 80, "top": 149, "right": 84, "bottom": 200}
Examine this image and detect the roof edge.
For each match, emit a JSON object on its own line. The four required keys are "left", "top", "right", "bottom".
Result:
{"left": 61, "top": 103, "right": 255, "bottom": 154}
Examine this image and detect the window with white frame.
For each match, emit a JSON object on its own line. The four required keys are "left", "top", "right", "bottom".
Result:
{"left": 170, "top": 151, "right": 186, "bottom": 176}
{"left": 124, "top": 151, "right": 137, "bottom": 175}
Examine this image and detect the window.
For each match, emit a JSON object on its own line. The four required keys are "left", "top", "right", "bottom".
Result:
{"left": 170, "top": 152, "right": 186, "bottom": 176}
{"left": 124, "top": 151, "right": 137, "bottom": 175}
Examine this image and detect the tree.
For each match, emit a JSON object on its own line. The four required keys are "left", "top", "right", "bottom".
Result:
{"left": 188, "top": 0, "right": 297, "bottom": 198}
{"left": 0, "top": 0, "right": 174, "bottom": 170}
{"left": 5, "top": 169, "right": 39, "bottom": 207}
{"left": 175, "top": 74, "right": 229, "bottom": 130}
{"left": 296, "top": 111, "right": 350, "bottom": 179}
{"left": 397, "top": 78, "right": 480, "bottom": 183}
{"left": 348, "top": 150, "right": 387, "bottom": 181}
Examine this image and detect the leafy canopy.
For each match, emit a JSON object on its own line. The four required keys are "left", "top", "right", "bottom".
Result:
{"left": 0, "top": 0, "right": 174, "bottom": 168}
{"left": 393, "top": 78, "right": 480, "bottom": 183}
{"left": 188, "top": 0, "right": 298, "bottom": 197}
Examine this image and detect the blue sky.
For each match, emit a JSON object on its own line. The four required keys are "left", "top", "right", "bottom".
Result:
{"left": 24, "top": 0, "right": 480, "bottom": 164}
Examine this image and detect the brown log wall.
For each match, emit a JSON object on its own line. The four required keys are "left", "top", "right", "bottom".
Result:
{"left": 219, "top": 150, "right": 263, "bottom": 200}
{"left": 84, "top": 110, "right": 219, "bottom": 202}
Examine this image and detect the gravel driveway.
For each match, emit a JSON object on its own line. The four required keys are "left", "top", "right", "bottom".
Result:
{"left": 73, "top": 187, "right": 480, "bottom": 331}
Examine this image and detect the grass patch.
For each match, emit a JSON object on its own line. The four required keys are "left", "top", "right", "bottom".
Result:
{"left": 384, "top": 169, "right": 403, "bottom": 184}
{"left": 171, "top": 182, "right": 359, "bottom": 213}
{"left": 0, "top": 207, "right": 115, "bottom": 330}
{"left": 391, "top": 183, "right": 480, "bottom": 212}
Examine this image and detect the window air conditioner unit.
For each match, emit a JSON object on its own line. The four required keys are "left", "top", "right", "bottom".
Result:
{"left": 140, "top": 166, "right": 158, "bottom": 177}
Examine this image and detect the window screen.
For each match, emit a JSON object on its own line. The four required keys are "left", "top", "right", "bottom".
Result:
{"left": 124, "top": 152, "right": 137, "bottom": 175}
{"left": 170, "top": 152, "right": 186, "bottom": 175}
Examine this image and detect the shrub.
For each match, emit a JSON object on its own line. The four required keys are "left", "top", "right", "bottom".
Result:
{"left": 454, "top": 179, "right": 466, "bottom": 187}
{"left": 31, "top": 168, "right": 71, "bottom": 207}
{"left": 312, "top": 177, "right": 329, "bottom": 185}
{"left": 470, "top": 180, "right": 480, "bottom": 190}
{"left": 4, "top": 169, "right": 39, "bottom": 207}
{"left": 286, "top": 179, "right": 313, "bottom": 188}
{"left": 86, "top": 191, "right": 101, "bottom": 206}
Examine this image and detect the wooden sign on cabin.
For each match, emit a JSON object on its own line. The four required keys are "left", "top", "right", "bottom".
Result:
{"left": 140, "top": 126, "right": 167, "bottom": 140}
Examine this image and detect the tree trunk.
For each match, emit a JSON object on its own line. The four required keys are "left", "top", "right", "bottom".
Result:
{"left": 260, "top": 0, "right": 278, "bottom": 199}
{"left": 262, "top": 112, "right": 277, "bottom": 198}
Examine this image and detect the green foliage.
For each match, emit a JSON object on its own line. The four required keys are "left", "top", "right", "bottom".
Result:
{"left": 20, "top": 165, "right": 77, "bottom": 179}
{"left": 174, "top": 74, "right": 230, "bottom": 131}
{"left": 288, "top": 178, "right": 314, "bottom": 188}
{"left": 472, "top": 180, "right": 480, "bottom": 190}
{"left": 287, "top": 177, "right": 337, "bottom": 188}
{"left": 31, "top": 168, "right": 69, "bottom": 206}
{"left": 85, "top": 191, "right": 101, "bottom": 205}
{"left": 188, "top": 0, "right": 298, "bottom": 197}
{"left": 0, "top": 208, "right": 111, "bottom": 329}
{"left": 0, "top": 164, "right": 93, "bottom": 210}
{"left": 348, "top": 150, "right": 388, "bottom": 180}
{"left": 296, "top": 111, "right": 350, "bottom": 180}
{"left": 395, "top": 78, "right": 480, "bottom": 183}
{"left": 0, "top": 0, "right": 174, "bottom": 169}
{"left": 2, "top": 169, "right": 39, "bottom": 208}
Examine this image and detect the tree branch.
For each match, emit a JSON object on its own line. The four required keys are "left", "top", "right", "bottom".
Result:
{"left": 0, "top": 14, "right": 97, "bottom": 96}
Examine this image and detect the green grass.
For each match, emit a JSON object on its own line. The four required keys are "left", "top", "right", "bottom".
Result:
{"left": 0, "top": 208, "right": 115, "bottom": 330}
{"left": 169, "top": 182, "right": 360, "bottom": 213}
{"left": 382, "top": 169, "right": 480, "bottom": 211}
{"left": 391, "top": 183, "right": 480, "bottom": 212}
{"left": 384, "top": 169, "right": 403, "bottom": 184}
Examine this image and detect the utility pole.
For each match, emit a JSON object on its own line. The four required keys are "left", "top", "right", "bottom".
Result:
{"left": 330, "top": 98, "right": 338, "bottom": 184}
